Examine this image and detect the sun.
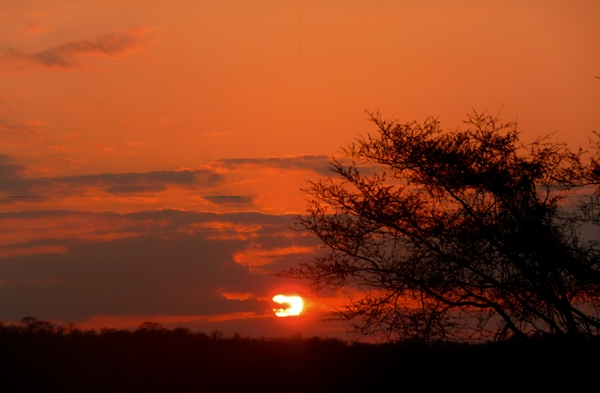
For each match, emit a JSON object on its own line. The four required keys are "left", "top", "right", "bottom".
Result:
{"left": 272, "top": 295, "right": 304, "bottom": 317}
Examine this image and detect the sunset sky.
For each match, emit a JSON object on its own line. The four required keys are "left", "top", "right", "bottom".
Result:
{"left": 1, "top": 0, "right": 599, "bottom": 339}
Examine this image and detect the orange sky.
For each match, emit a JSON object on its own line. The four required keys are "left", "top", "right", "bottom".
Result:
{"left": 1, "top": 0, "right": 599, "bottom": 339}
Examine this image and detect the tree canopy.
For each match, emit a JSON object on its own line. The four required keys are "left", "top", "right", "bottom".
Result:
{"left": 283, "top": 111, "right": 600, "bottom": 341}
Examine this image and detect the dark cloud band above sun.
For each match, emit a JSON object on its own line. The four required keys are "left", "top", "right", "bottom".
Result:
{"left": 200, "top": 195, "right": 256, "bottom": 205}
{"left": 0, "top": 122, "right": 45, "bottom": 147}
{"left": 216, "top": 155, "right": 333, "bottom": 176}
{"left": 0, "top": 153, "right": 372, "bottom": 214}
{"left": 0, "top": 154, "right": 338, "bottom": 205}
{"left": 214, "top": 155, "right": 380, "bottom": 178}
{"left": 0, "top": 28, "right": 152, "bottom": 71}
{"left": 0, "top": 154, "right": 223, "bottom": 202}
{"left": 0, "top": 209, "right": 321, "bottom": 323}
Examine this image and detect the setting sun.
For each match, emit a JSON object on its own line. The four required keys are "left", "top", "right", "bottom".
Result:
{"left": 272, "top": 295, "right": 304, "bottom": 317}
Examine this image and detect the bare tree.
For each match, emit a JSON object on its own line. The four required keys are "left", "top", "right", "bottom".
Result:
{"left": 282, "top": 111, "right": 600, "bottom": 341}
{"left": 137, "top": 321, "right": 165, "bottom": 333}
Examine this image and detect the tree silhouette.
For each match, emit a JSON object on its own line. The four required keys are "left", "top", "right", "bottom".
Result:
{"left": 19, "top": 316, "right": 55, "bottom": 334}
{"left": 282, "top": 111, "right": 600, "bottom": 341}
{"left": 136, "top": 321, "right": 165, "bottom": 333}
{"left": 2, "top": 317, "right": 600, "bottom": 390}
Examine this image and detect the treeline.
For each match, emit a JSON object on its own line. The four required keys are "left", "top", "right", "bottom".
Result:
{"left": 1, "top": 317, "right": 599, "bottom": 392}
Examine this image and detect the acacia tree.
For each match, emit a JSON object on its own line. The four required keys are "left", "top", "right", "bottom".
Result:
{"left": 282, "top": 111, "right": 600, "bottom": 341}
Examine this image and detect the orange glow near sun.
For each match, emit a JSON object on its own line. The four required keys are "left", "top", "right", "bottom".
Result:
{"left": 272, "top": 295, "right": 303, "bottom": 317}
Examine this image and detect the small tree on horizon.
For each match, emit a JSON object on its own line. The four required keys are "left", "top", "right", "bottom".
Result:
{"left": 281, "top": 111, "right": 600, "bottom": 342}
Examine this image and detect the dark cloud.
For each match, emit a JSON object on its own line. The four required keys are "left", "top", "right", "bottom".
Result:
{"left": 105, "top": 185, "right": 166, "bottom": 194}
{"left": 56, "top": 169, "right": 215, "bottom": 188}
{"left": 217, "top": 154, "right": 380, "bottom": 177}
{"left": 0, "top": 154, "right": 25, "bottom": 179}
{"left": 0, "top": 28, "right": 151, "bottom": 71}
{"left": 200, "top": 195, "right": 256, "bottom": 205}
{"left": 0, "top": 123, "right": 44, "bottom": 146}
{"left": 0, "top": 154, "right": 30, "bottom": 196}
{"left": 218, "top": 155, "right": 333, "bottom": 176}
{"left": 0, "top": 209, "right": 105, "bottom": 220}
{"left": 0, "top": 234, "right": 258, "bottom": 320}
{"left": 0, "top": 153, "right": 371, "bottom": 205}
{"left": 0, "top": 209, "right": 309, "bottom": 322}
{"left": 122, "top": 209, "right": 299, "bottom": 231}
{"left": 0, "top": 161, "right": 224, "bottom": 202}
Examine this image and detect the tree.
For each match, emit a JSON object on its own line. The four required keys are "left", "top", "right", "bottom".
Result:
{"left": 137, "top": 321, "right": 165, "bottom": 333}
{"left": 282, "top": 111, "right": 600, "bottom": 341}
{"left": 19, "top": 316, "right": 56, "bottom": 334}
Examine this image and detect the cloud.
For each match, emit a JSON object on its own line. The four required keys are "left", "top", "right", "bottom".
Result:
{"left": 234, "top": 245, "right": 317, "bottom": 272}
{"left": 200, "top": 195, "right": 256, "bottom": 205}
{"left": 0, "top": 28, "right": 152, "bottom": 71}
{"left": 0, "top": 154, "right": 29, "bottom": 195}
{"left": 105, "top": 184, "right": 166, "bottom": 194}
{"left": 0, "top": 208, "right": 360, "bottom": 338}
{"left": 0, "top": 243, "right": 68, "bottom": 258}
{"left": 184, "top": 221, "right": 263, "bottom": 241}
{"left": 0, "top": 121, "right": 46, "bottom": 146}
{"left": 0, "top": 154, "right": 26, "bottom": 179}
{"left": 0, "top": 209, "right": 307, "bottom": 321}
{"left": 55, "top": 168, "right": 220, "bottom": 189}
{"left": 219, "top": 290, "right": 255, "bottom": 301}
{"left": 0, "top": 209, "right": 300, "bottom": 248}
{"left": 0, "top": 153, "right": 338, "bottom": 211}
{"left": 220, "top": 155, "right": 387, "bottom": 179}
{"left": 217, "top": 155, "right": 333, "bottom": 176}
{"left": 0, "top": 159, "right": 224, "bottom": 202}
{"left": 0, "top": 153, "right": 337, "bottom": 213}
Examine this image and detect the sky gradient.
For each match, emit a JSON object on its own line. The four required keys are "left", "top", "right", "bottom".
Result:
{"left": 1, "top": 0, "right": 599, "bottom": 340}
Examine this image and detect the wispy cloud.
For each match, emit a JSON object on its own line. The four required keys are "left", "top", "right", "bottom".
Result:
{"left": 0, "top": 155, "right": 223, "bottom": 202}
{"left": 0, "top": 28, "right": 152, "bottom": 71}
{"left": 200, "top": 195, "right": 256, "bottom": 205}
{"left": 0, "top": 152, "right": 354, "bottom": 213}
{"left": 0, "top": 243, "right": 68, "bottom": 258}
{"left": 216, "top": 155, "right": 333, "bottom": 176}
{"left": 0, "top": 121, "right": 46, "bottom": 146}
{"left": 234, "top": 245, "right": 317, "bottom": 274}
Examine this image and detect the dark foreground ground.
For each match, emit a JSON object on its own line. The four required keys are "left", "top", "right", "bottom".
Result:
{"left": 1, "top": 319, "right": 598, "bottom": 392}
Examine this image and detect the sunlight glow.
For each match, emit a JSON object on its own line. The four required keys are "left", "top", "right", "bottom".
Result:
{"left": 272, "top": 295, "right": 304, "bottom": 317}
